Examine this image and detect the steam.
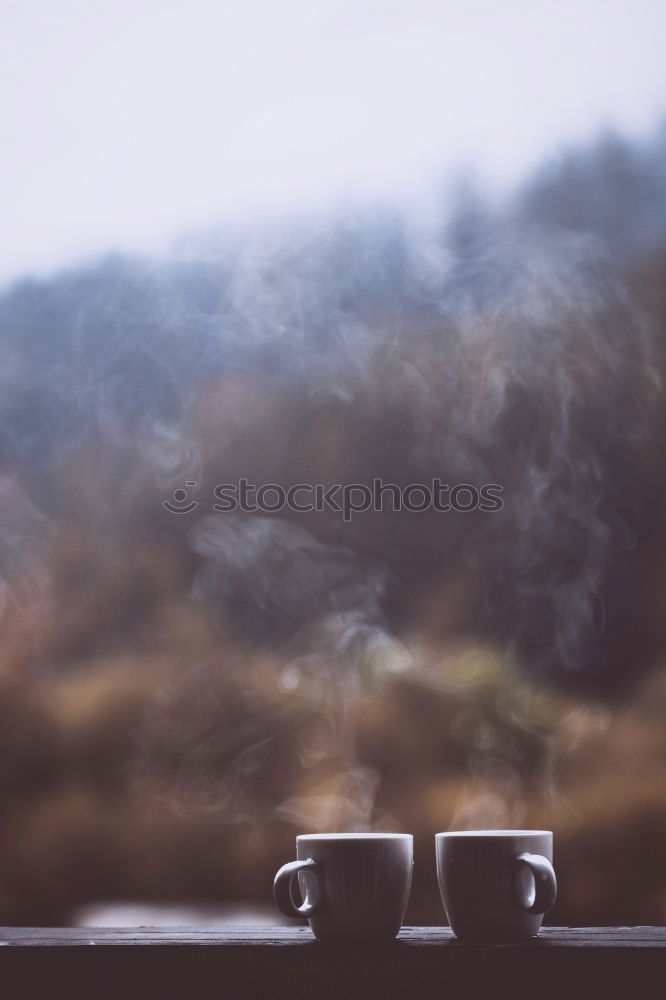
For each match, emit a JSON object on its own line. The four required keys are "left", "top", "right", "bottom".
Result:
{"left": 275, "top": 765, "right": 381, "bottom": 832}
{"left": 0, "top": 144, "right": 662, "bottom": 831}
{"left": 187, "top": 514, "right": 406, "bottom": 827}
{"left": 201, "top": 221, "right": 660, "bottom": 687}
{"left": 190, "top": 515, "right": 391, "bottom": 667}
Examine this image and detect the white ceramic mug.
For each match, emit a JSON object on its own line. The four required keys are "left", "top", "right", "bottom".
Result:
{"left": 436, "top": 830, "right": 557, "bottom": 941}
{"left": 274, "top": 833, "right": 413, "bottom": 942}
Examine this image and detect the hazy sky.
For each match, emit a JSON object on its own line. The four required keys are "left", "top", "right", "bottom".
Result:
{"left": 1, "top": 0, "right": 665, "bottom": 284}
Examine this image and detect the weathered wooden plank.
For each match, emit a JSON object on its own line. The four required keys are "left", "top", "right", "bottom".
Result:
{"left": 0, "top": 926, "right": 663, "bottom": 1000}
{"left": 1, "top": 925, "right": 665, "bottom": 947}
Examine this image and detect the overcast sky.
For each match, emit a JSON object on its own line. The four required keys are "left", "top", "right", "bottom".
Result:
{"left": 1, "top": 0, "right": 665, "bottom": 285}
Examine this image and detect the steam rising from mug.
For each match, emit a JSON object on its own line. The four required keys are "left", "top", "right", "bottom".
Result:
{"left": 0, "top": 214, "right": 660, "bottom": 693}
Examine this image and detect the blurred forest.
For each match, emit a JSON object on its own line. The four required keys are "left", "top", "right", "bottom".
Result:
{"left": 0, "top": 123, "right": 666, "bottom": 926}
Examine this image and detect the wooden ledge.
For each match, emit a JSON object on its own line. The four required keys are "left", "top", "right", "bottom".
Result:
{"left": 1, "top": 926, "right": 664, "bottom": 999}
{"left": 1, "top": 925, "right": 665, "bottom": 947}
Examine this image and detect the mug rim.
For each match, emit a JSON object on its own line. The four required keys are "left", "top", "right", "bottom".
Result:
{"left": 297, "top": 832, "right": 413, "bottom": 841}
{"left": 436, "top": 829, "right": 552, "bottom": 838}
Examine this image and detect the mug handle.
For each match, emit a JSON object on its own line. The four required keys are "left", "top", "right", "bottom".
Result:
{"left": 513, "top": 852, "right": 557, "bottom": 914}
{"left": 273, "top": 858, "right": 322, "bottom": 918}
